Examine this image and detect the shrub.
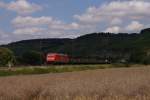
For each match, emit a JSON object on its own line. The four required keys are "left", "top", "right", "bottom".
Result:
{"left": 0, "top": 47, "right": 15, "bottom": 67}
{"left": 21, "top": 51, "right": 44, "bottom": 65}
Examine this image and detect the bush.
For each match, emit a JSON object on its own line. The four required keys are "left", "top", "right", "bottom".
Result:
{"left": 21, "top": 51, "right": 44, "bottom": 65}
{"left": 141, "top": 56, "right": 150, "bottom": 65}
{"left": 130, "top": 50, "right": 147, "bottom": 64}
{"left": 0, "top": 47, "right": 15, "bottom": 67}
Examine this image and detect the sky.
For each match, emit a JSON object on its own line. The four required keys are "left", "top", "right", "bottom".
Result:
{"left": 0, "top": 0, "right": 150, "bottom": 44}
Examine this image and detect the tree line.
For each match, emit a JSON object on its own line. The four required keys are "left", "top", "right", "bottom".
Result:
{"left": 0, "top": 28, "right": 150, "bottom": 67}
{"left": 0, "top": 48, "right": 44, "bottom": 67}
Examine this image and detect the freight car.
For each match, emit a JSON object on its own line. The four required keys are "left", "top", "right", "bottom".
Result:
{"left": 69, "top": 56, "right": 110, "bottom": 64}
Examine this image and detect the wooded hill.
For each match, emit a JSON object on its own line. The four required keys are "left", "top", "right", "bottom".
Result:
{"left": 1, "top": 28, "right": 150, "bottom": 64}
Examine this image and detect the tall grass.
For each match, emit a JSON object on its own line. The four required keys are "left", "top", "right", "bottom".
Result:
{"left": 0, "top": 66, "right": 150, "bottom": 100}
{"left": 0, "top": 64, "right": 113, "bottom": 76}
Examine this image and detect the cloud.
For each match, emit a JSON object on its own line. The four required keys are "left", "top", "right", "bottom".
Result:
{"left": 13, "top": 27, "right": 46, "bottom": 35}
{"left": 105, "top": 26, "right": 121, "bottom": 33}
{"left": 0, "top": 29, "right": 12, "bottom": 44}
{"left": 110, "top": 18, "right": 122, "bottom": 25}
{"left": 12, "top": 16, "right": 80, "bottom": 39}
{"left": 12, "top": 16, "right": 79, "bottom": 31}
{"left": 0, "top": 0, "right": 42, "bottom": 15}
{"left": 0, "top": 30, "right": 8, "bottom": 38}
{"left": 104, "top": 21, "right": 144, "bottom": 33}
{"left": 13, "top": 27, "right": 76, "bottom": 39}
{"left": 49, "top": 22, "right": 79, "bottom": 30}
{"left": 12, "top": 0, "right": 150, "bottom": 40}
{"left": 75, "top": 0, "right": 150, "bottom": 23}
{"left": 74, "top": 0, "right": 150, "bottom": 33}
{"left": 74, "top": 6, "right": 102, "bottom": 24}
{"left": 126, "top": 21, "right": 144, "bottom": 31}
{"left": 1, "top": 0, "right": 150, "bottom": 44}
{"left": 12, "top": 16, "right": 53, "bottom": 27}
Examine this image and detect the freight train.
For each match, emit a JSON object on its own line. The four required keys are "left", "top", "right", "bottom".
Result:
{"left": 46, "top": 53, "right": 69, "bottom": 64}
{"left": 46, "top": 53, "right": 110, "bottom": 64}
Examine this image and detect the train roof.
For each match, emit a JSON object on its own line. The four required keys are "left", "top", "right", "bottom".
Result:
{"left": 47, "top": 53, "right": 68, "bottom": 56}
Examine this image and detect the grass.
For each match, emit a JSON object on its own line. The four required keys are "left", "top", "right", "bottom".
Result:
{"left": 0, "top": 66, "right": 150, "bottom": 100}
{"left": 0, "top": 64, "right": 118, "bottom": 76}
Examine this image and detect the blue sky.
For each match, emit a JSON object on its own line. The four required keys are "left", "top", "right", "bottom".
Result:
{"left": 0, "top": 0, "right": 150, "bottom": 44}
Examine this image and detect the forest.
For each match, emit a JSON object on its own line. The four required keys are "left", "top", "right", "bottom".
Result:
{"left": 0, "top": 28, "right": 150, "bottom": 65}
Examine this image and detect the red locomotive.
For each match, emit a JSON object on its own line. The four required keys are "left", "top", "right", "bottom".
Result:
{"left": 46, "top": 53, "right": 69, "bottom": 64}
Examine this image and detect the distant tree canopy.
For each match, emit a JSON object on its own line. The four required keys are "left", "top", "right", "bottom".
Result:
{"left": 20, "top": 51, "right": 44, "bottom": 65}
{"left": 0, "top": 28, "right": 150, "bottom": 65}
{"left": 0, "top": 47, "right": 15, "bottom": 67}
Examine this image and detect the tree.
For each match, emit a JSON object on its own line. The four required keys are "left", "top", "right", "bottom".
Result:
{"left": 129, "top": 49, "right": 148, "bottom": 64}
{"left": 21, "top": 51, "right": 44, "bottom": 65}
{"left": 141, "top": 55, "right": 150, "bottom": 65}
{"left": 0, "top": 47, "right": 15, "bottom": 67}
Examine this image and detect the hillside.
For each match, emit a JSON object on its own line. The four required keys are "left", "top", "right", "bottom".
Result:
{"left": 1, "top": 28, "right": 150, "bottom": 63}
{"left": 1, "top": 38, "right": 71, "bottom": 56}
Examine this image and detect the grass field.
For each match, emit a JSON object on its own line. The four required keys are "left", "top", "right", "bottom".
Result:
{"left": 0, "top": 65, "right": 150, "bottom": 100}
{"left": 0, "top": 64, "right": 128, "bottom": 76}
